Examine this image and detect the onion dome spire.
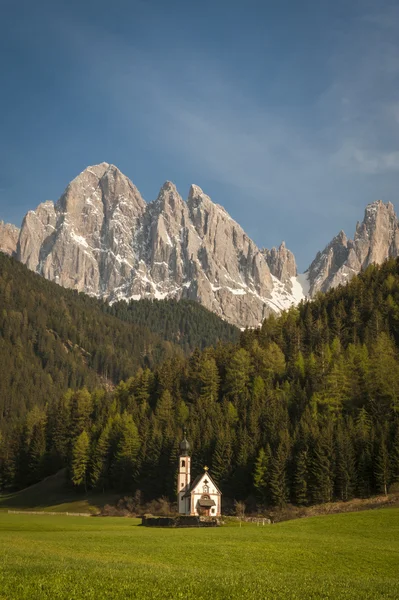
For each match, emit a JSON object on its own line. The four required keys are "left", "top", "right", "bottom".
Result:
{"left": 180, "top": 429, "right": 190, "bottom": 456}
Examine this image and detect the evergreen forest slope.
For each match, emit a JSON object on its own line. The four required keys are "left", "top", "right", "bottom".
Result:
{"left": 1, "top": 257, "right": 399, "bottom": 507}
{"left": 0, "top": 253, "right": 238, "bottom": 423}
{"left": 105, "top": 298, "right": 239, "bottom": 353}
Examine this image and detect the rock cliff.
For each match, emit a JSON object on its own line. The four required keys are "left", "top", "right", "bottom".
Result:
{"left": 4, "top": 164, "right": 397, "bottom": 328}
{"left": 0, "top": 221, "right": 19, "bottom": 256}
{"left": 306, "top": 201, "right": 399, "bottom": 296}
{"left": 10, "top": 164, "right": 302, "bottom": 328}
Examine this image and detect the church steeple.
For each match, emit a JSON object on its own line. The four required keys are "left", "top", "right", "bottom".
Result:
{"left": 179, "top": 430, "right": 190, "bottom": 456}
{"left": 177, "top": 431, "right": 191, "bottom": 515}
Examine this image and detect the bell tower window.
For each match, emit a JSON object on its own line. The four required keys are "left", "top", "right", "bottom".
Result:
{"left": 181, "top": 460, "right": 185, "bottom": 467}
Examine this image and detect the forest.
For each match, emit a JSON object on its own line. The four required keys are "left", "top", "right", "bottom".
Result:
{"left": 0, "top": 253, "right": 237, "bottom": 422}
{"left": 1, "top": 255, "right": 399, "bottom": 508}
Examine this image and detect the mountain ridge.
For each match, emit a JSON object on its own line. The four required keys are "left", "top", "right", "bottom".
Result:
{"left": 0, "top": 163, "right": 397, "bottom": 327}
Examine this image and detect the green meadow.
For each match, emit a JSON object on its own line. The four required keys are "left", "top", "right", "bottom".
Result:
{"left": 0, "top": 509, "right": 398, "bottom": 600}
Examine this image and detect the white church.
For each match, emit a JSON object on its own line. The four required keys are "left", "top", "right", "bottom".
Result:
{"left": 177, "top": 433, "right": 222, "bottom": 517}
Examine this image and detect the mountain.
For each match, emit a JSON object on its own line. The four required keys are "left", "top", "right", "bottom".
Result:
{"left": 3, "top": 163, "right": 304, "bottom": 329}
{"left": 306, "top": 200, "right": 399, "bottom": 296}
{"left": 1, "top": 163, "right": 399, "bottom": 327}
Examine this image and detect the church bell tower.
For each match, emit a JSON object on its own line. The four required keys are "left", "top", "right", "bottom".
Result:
{"left": 177, "top": 431, "right": 191, "bottom": 515}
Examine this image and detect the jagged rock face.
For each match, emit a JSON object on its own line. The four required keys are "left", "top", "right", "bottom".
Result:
{"left": 307, "top": 201, "right": 399, "bottom": 296}
{"left": 263, "top": 242, "right": 297, "bottom": 288}
{"left": 12, "top": 164, "right": 301, "bottom": 328}
{"left": 17, "top": 163, "right": 146, "bottom": 294}
{"left": 6, "top": 164, "right": 398, "bottom": 326}
{"left": 0, "top": 221, "right": 19, "bottom": 256}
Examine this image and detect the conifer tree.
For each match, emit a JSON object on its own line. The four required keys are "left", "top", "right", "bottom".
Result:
{"left": 334, "top": 425, "right": 355, "bottom": 501}
{"left": 199, "top": 357, "right": 220, "bottom": 404}
{"left": 269, "top": 434, "right": 290, "bottom": 507}
{"left": 308, "top": 436, "right": 333, "bottom": 504}
{"left": 71, "top": 430, "right": 90, "bottom": 490}
{"left": 253, "top": 445, "right": 271, "bottom": 504}
{"left": 212, "top": 429, "right": 233, "bottom": 488}
{"left": 390, "top": 421, "right": 399, "bottom": 488}
{"left": 90, "top": 423, "right": 111, "bottom": 490}
{"left": 293, "top": 448, "right": 308, "bottom": 506}
{"left": 28, "top": 420, "right": 46, "bottom": 485}
{"left": 374, "top": 434, "right": 390, "bottom": 496}
{"left": 155, "top": 390, "right": 174, "bottom": 429}
{"left": 113, "top": 413, "right": 140, "bottom": 491}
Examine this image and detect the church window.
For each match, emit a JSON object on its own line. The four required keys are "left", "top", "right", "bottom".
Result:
{"left": 181, "top": 460, "right": 185, "bottom": 467}
{"left": 181, "top": 482, "right": 184, "bottom": 487}
{"left": 203, "top": 484, "right": 209, "bottom": 493}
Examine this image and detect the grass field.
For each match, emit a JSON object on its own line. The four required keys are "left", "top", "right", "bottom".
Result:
{"left": 0, "top": 509, "right": 398, "bottom": 599}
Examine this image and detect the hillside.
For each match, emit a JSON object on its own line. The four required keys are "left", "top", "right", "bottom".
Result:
{"left": 0, "top": 252, "right": 238, "bottom": 425}
{"left": 1, "top": 258, "right": 399, "bottom": 505}
{"left": 105, "top": 298, "right": 238, "bottom": 353}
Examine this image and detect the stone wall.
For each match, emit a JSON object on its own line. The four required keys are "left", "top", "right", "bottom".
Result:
{"left": 141, "top": 515, "right": 220, "bottom": 527}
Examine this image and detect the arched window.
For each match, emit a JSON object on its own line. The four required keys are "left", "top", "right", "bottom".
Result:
{"left": 203, "top": 484, "right": 209, "bottom": 494}
{"left": 181, "top": 460, "right": 185, "bottom": 467}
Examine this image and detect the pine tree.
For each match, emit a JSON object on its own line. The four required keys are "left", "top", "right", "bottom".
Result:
{"left": 293, "top": 448, "right": 308, "bottom": 506}
{"left": 253, "top": 445, "right": 271, "bottom": 504}
{"left": 308, "top": 436, "right": 333, "bottom": 504}
{"left": 69, "top": 389, "right": 93, "bottom": 447}
{"left": 225, "top": 348, "right": 252, "bottom": 405}
{"left": 212, "top": 429, "right": 233, "bottom": 488}
{"left": 199, "top": 356, "right": 220, "bottom": 403}
{"left": 90, "top": 423, "right": 111, "bottom": 490}
{"left": 71, "top": 430, "right": 90, "bottom": 490}
{"left": 354, "top": 408, "right": 373, "bottom": 497}
{"left": 390, "top": 421, "right": 399, "bottom": 488}
{"left": 334, "top": 425, "right": 355, "bottom": 501}
{"left": 155, "top": 390, "right": 174, "bottom": 429}
{"left": 374, "top": 435, "right": 390, "bottom": 496}
{"left": 113, "top": 413, "right": 140, "bottom": 491}
{"left": 269, "top": 436, "right": 289, "bottom": 507}
{"left": 28, "top": 420, "right": 46, "bottom": 485}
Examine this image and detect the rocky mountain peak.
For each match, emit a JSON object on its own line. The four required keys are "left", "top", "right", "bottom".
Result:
{"left": 6, "top": 164, "right": 308, "bottom": 328}
{"left": 335, "top": 230, "right": 348, "bottom": 245}
{"left": 188, "top": 184, "right": 205, "bottom": 202}
{"left": 0, "top": 221, "right": 20, "bottom": 256}
{"left": 153, "top": 182, "right": 185, "bottom": 219}
{"left": 306, "top": 200, "right": 399, "bottom": 296}
{"left": 9, "top": 163, "right": 398, "bottom": 328}
{"left": 262, "top": 242, "right": 297, "bottom": 287}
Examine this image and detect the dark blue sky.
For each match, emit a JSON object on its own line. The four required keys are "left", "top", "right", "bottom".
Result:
{"left": 1, "top": 0, "right": 399, "bottom": 269}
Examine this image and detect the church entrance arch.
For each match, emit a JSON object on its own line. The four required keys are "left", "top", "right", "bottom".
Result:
{"left": 198, "top": 494, "right": 215, "bottom": 517}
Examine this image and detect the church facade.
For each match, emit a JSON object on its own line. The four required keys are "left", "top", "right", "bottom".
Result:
{"left": 177, "top": 434, "right": 222, "bottom": 517}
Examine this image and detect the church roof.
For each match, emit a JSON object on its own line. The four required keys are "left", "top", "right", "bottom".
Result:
{"left": 179, "top": 434, "right": 190, "bottom": 456}
{"left": 183, "top": 471, "right": 222, "bottom": 498}
{"left": 198, "top": 498, "right": 216, "bottom": 508}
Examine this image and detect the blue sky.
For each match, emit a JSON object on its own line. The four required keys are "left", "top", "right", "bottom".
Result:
{"left": 1, "top": 0, "right": 399, "bottom": 270}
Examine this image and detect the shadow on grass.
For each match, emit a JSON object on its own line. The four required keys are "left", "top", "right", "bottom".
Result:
{"left": 0, "top": 469, "right": 120, "bottom": 514}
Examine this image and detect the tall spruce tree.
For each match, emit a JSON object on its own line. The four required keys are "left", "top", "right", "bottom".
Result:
{"left": 71, "top": 430, "right": 90, "bottom": 490}
{"left": 253, "top": 445, "right": 271, "bottom": 505}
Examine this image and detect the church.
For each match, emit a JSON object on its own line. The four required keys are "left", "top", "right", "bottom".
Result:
{"left": 177, "top": 434, "right": 222, "bottom": 517}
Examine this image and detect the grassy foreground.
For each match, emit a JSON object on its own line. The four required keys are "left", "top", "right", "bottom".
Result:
{"left": 0, "top": 509, "right": 398, "bottom": 600}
